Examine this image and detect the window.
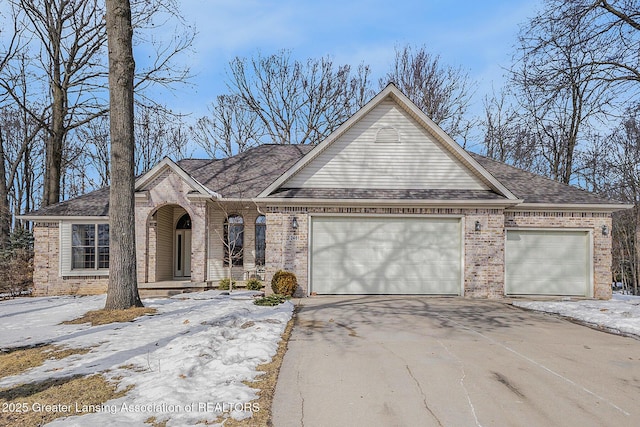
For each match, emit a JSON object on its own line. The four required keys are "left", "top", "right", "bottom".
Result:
{"left": 176, "top": 213, "right": 191, "bottom": 230}
{"left": 72, "top": 224, "right": 109, "bottom": 270}
{"left": 255, "top": 215, "right": 266, "bottom": 266}
{"left": 224, "top": 214, "right": 244, "bottom": 267}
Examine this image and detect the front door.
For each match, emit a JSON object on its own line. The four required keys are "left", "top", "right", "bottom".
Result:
{"left": 174, "top": 214, "right": 192, "bottom": 278}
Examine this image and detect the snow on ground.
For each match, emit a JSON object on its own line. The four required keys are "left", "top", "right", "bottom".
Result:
{"left": 513, "top": 293, "right": 640, "bottom": 338}
{"left": 0, "top": 291, "right": 293, "bottom": 426}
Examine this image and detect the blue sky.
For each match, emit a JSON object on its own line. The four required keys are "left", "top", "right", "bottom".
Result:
{"left": 166, "top": 0, "right": 540, "bottom": 121}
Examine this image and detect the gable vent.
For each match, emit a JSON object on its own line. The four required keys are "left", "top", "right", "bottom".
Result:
{"left": 375, "top": 126, "right": 400, "bottom": 143}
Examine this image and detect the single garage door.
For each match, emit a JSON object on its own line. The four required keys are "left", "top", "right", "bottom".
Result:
{"left": 310, "top": 216, "right": 461, "bottom": 295}
{"left": 505, "top": 230, "right": 591, "bottom": 296}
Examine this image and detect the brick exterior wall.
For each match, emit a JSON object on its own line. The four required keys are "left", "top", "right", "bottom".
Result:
{"left": 30, "top": 168, "right": 614, "bottom": 299}
{"left": 265, "top": 209, "right": 309, "bottom": 296}
{"left": 263, "top": 206, "right": 614, "bottom": 299}
{"left": 464, "top": 210, "right": 505, "bottom": 298}
{"left": 32, "top": 222, "right": 109, "bottom": 296}
{"left": 135, "top": 169, "right": 209, "bottom": 284}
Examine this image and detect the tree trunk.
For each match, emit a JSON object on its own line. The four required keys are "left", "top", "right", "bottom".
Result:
{"left": 0, "top": 131, "right": 10, "bottom": 250}
{"left": 42, "top": 33, "right": 66, "bottom": 207}
{"left": 636, "top": 205, "right": 640, "bottom": 295}
{"left": 104, "top": 0, "right": 142, "bottom": 309}
{"left": 43, "top": 87, "right": 65, "bottom": 206}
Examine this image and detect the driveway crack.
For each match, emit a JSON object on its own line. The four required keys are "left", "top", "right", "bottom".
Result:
{"left": 379, "top": 342, "right": 443, "bottom": 425}
{"left": 438, "top": 340, "right": 483, "bottom": 427}
{"left": 434, "top": 314, "right": 631, "bottom": 418}
{"left": 405, "top": 364, "right": 443, "bottom": 427}
{"left": 297, "top": 370, "right": 305, "bottom": 427}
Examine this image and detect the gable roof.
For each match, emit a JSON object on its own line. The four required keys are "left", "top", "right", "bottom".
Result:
{"left": 258, "top": 83, "right": 518, "bottom": 200}
{"left": 20, "top": 144, "right": 628, "bottom": 220}
{"left": 470, "top": 153, "right": 624, "bottom": 207}
{"left": 19, "top": 84, "right": 630, "bottom": 219}
{"left": 19, "top": 145, "right": 314, "bottom": 218}
{"left": 135, "top": 157, "right": 218, "bottom": 197}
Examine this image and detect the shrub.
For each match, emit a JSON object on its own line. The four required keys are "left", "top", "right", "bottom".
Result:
{"left": 246, "top": 278, "right": 263, "bottom": 291}
{"left": 218, "top": 278, "right": 236, "bottom": 290}
{"left": 254, "top": 294, "right": 289, "bottom": 306}
{"left": 0, "top": 228, "right": 34, "bottom": 298}
{"left": 271, "top": 270, "right": 297, "bottom": 296}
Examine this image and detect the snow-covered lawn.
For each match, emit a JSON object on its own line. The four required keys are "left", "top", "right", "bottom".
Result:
{"left": 513, "top": 293, "right": 640, "bottom": 338}
{"left": 0, "top": 291, "right": 293, "bottom": 426}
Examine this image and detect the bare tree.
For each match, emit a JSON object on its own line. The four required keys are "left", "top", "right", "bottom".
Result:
{"left": 607, "top": 107, "right": 640, "bottom": 294}
{"left": 0, "top": 0, "right": 110, "bottom": 206}
{"left": 0, "top": 18, "right": 44, "bottom": 248}
{"left": 198, "top": 50, "right": 372, "bottom": 153}
{"left": 511, "top": 1, "right": 617, "bottom": 184}
{"left": 480, "top": 89, "right": 542, "bottom": 172}
{"left": 75, "top": 115, "right": 111, "bottom": 188}
{"left": 613, "top": 209, "right": 637, "bottom": 294}
{"left": 207, "top": 199, "right": 247, "bottom": 293}
{"left": 75, "top": 104, "right": 190, "bottom": 189}
{"left": 380, "top": 45, "right": 475, "bottom": 142}
{"left": 104, "top": 0, "right": 142, "bottom": 309}
{"left": 134, "top": 105, "right": 190, "bottom": 174}
{"left": 0, "top": 0, "right": 194, "bottom": 207}
{"left": 544, "top": 1, "right": 640, "bottom": 87}
{"left": 192, "top": 94, "right": 262, "bottom": 158}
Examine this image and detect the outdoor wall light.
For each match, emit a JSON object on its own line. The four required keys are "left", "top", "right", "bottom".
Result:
{"left": 292, "top": 217, "right": 299, "bottom": 230}
{"left": 475, "top": 221, "right": 481, "bottom": 232}
{"left": 602, "top": 224, "right": 609, "bottom": 236}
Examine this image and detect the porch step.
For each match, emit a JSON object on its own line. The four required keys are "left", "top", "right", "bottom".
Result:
{"left": 138, "top": 281, "right": 209, "bottom": 298}
{"left": 137, "top": 280, "right": 266, "bottom": 298}
{"left": 138, "top": 281, "right": 205, "bottom": 290}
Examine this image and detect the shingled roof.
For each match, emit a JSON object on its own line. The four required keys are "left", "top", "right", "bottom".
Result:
{"left": 469, "top": 153, "right": 617, "bottom": 205}
{"left": 23, "top": 186, "right": 111, "bottom": 217}
{"left": 22, "top": 144, "right": 624, "bottom": 218}
{"left": 177, "top": 144, "right": 313, "bottom": 199}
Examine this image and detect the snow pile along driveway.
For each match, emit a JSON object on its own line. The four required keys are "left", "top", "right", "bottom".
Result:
{"left": 0, "top": 291, "right": 293, "bottom": 426}
{"left": 513, "top": 294, "right": 640, "bottom": 339}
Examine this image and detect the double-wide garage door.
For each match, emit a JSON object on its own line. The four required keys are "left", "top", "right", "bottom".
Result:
{"left": 310, "top": 216, "right": 461, "bottom": 295}
{"left": 505, "top": 230, "right": 591, "bottom": 297}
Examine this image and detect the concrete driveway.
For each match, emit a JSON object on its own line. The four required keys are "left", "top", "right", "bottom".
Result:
{"left": 272, "top": 297, "right": 640, "bottom": 427}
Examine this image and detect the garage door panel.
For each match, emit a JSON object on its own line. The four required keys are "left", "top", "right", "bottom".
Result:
{"left": 506, "top": 230, "right": 590, "bottom": 296}
{"left": 311, "top": 217, "right": 461, "bottom": 295}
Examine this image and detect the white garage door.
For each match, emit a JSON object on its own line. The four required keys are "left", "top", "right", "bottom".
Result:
{"left": 505, "top": 230, "right": 591, "bottom": 296}
{"left": 310, "top": 216, "right": 461, "bottom": 295}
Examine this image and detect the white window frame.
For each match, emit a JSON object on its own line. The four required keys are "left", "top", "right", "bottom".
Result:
{"left": 60, "top": 220, "right": 110, "bottom": 277}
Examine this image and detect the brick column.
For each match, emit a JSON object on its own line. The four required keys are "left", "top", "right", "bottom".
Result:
{"left": 464, "top": 210, "right": 505, "bottom": 298}
{"left": 190, "top": 201, "right": 207, "bottom": 283}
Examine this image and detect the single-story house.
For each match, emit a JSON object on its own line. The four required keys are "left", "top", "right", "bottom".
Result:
{"left": 20, "top": 84, "right": 631, "bottom": 299}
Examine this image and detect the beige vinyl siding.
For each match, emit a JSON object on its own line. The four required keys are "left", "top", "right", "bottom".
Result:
{"left": 207, "top": 209, "right": 226, "bottom": 281}
{"left": 60, "top": 220, "right": 109, "bottom": 277}
{"left": 286, "top": 99, "right": 488, "bottom": 190}
{"left": 207, "top": 208, "right": 260, "bottom": 282}
{"left": 207, "top": 209, "right": 243, "bottom": 282}
{"left": 155, "top": 207, "right": 174, "bottom": 281}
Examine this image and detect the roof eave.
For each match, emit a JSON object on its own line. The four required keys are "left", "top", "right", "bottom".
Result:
{"left": 254, "top": 197, "right": 524, "bottom": 208}
{"left": 17, "top": 215, "right": 108, "bottom": 221}
{"left": 506, "top": 203, "right": 634, "bottom": 213}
